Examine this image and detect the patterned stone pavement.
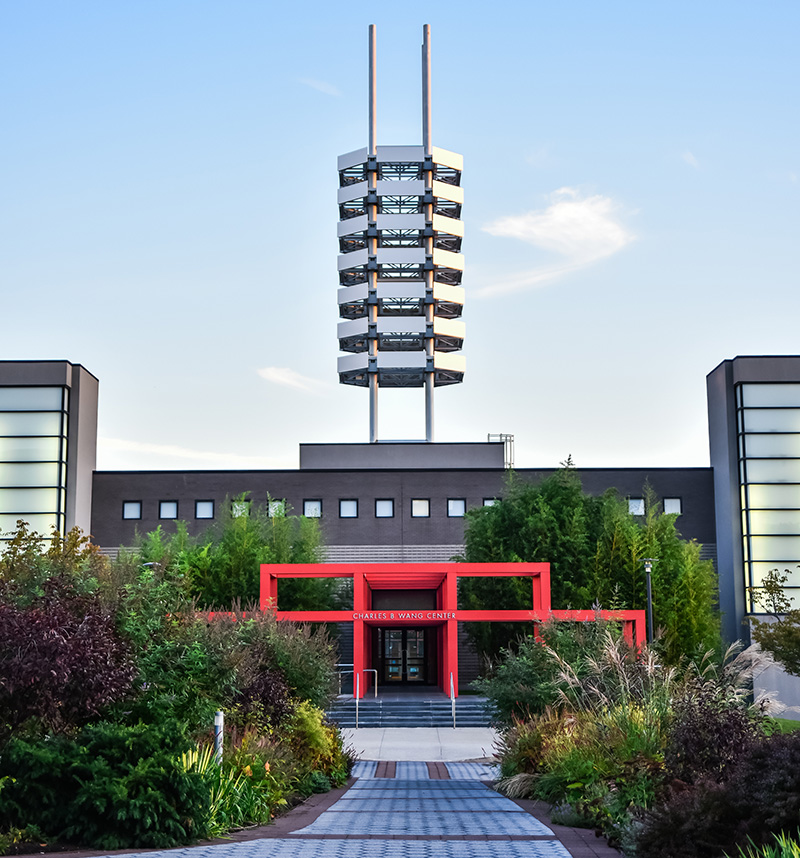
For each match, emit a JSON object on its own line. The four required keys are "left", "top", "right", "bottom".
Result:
{"left": 87, "top": 763, "right": 619, "bottom": 858}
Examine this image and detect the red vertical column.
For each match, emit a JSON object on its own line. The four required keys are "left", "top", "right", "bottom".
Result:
{"left": 443, "top": 569, "right": 459, "bottom": 697}
{"left": 259, "top": 566, "right": 279, "bottom": 611}
{"left": 353, "top": 570, "right": 368, "bottom": 699}
{"left": 534, "top": 564, "right": 551, "bottom": 614}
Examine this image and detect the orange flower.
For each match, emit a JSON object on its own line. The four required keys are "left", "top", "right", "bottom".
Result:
{"left": 264, "top": 762, "right": 271, "bottom": 773}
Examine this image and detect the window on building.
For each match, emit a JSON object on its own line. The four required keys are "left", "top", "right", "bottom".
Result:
{"left": 303, "top": 499, "right": 322, "bottom": 518}
{"left": 195, "top": 499, "right": 214, "bottom": 519}
{"left": 122, "top": 501, "right": 142, "bottom": 520}
{"left": 375, "top": 498, "right": 394, "bottom": 518}
{"left": 411, "top": 498, "right": 430, "bottom": 518}
{"left": 628, "top": 498, "right": 645, "bottom": 516}
{"left": 339, "top": 499, "right": 358, "bottom": 518}
{"left": 663, "top": 497, "right": 682, "bottom": 515}
{"left": 483, "top": 498, "right": 497, "bottom": 507}
{"left": 447, "top": 498, "right": 466, "bottom": 517}
{"left": 232, "top": 499, "right": 250, "bottom": 518}
{"left": 268, "top": 499, "right": 285, "bottom": 517}
{"left": 159, "top": 500, "right": 178, "bottom": 520}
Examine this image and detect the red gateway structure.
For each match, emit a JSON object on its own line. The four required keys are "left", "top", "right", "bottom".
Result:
{"left": 261, "top": 562, "right": 646, "bottom": 698}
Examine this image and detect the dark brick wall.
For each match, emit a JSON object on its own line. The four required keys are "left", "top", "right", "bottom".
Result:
{"left": 90, "top": 466, "right": 716, "bottom": 550}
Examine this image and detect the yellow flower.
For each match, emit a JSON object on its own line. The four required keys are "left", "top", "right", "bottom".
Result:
{"left": 244, "top": 765, "right": 253, "bottom": 777}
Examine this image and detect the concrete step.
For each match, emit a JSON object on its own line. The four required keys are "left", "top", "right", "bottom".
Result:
{"left": 326, "top": 696, "right": 495, "bottom": 728}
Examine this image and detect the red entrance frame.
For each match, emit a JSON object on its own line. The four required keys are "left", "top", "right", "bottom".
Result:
{"left": 260, "top": 562, "right": 646, "bottom": 698}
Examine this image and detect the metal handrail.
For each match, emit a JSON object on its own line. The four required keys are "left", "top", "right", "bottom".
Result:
{"left": 450, "top": 672, "right": 456, "bottom": 728}
{"left": 363, "top": 668, "right": 378, "bottom": 698}
{"left": 336, "top": 667, "right": 354, "bottom": 696}
{"left": 356, "top": 673, "right": 360, "bottom": 729}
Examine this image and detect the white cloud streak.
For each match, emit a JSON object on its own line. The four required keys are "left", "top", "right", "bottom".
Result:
{"left": 298, "top": 77, "right": 341, "bottom": 97}
{"left": 257, "top": 366, "right": 328, "bottom": 393}
{"left": 682, "top": 150, "right": 700, "bottom": 169}
{"left": 99, "top": 438, "right": 283, "bottom": 469}
{"left": 477, "top": 187, "right": 635, "bottom": 297}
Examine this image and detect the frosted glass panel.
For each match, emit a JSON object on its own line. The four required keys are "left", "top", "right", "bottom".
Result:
{"left": 742, "top": 384, "right": 800, "bottom": 407}
{"left": 0, "top": 387, "right": 63, "bottom": 411}
{"left": 375, "top": 499, "right": 394, "bottom": 518}
{"left": 0, "top": 436, "right": 62, "bottom": 461}
{"left": 745, "top": 459, "right": 800, "bottom": 483}
{"left": 447, "top": 498, "right": 466, "bottom": 517}
{"left": 303, "top": 499, "right": 322, "bottom": 518}
{"left": 749, "top": 562, "right": 800, "bottom": 588}
{"left": 0, "top": 513, "right": 59, "bottom": 537}
{"left": 195, "top": 500, "right": 214, "bottom": 519}
{"left": 159, "top": 501, "right": 178, "bottom": 519}
{"left": 0, "top": 412, "right": 62, "bottom": 437}
{"left": 339, "top": 499, "right": 358, "bottom": 518}
{"left": 746, "top": 484, "right": 800, "bottom": 509}
{"left": 0, "top": 488, "right": 59, "bottom": 514}
{"left": 0, "top": 462, "right": 61, "bottom": 488}
{"left": 411, "top": 498, "right": 430, "bottom": 517}
{"left": 123, "top": 501, "right": 142, "bottom": 520}
{"left": 749, "top": 510, "right": 800, "bottom": 535}
{"left": 749, "top": 535, "right": 800, "bottom": 562}
{"left": 744, "top": 434, "right": 800, "bottom": 458}
{"left": 742, "top": 409, "right": 800, "bottom": 432}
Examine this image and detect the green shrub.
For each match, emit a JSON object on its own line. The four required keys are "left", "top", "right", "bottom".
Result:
{"left": 0, "top": 720, "right": 209, "bottom": 850}
{"left": 731, "top": 831, "right": 800, "bottom": 858}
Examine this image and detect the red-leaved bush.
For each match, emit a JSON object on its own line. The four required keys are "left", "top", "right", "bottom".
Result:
{"left": 0, "top": 585, "right": 135, "bottom": 735}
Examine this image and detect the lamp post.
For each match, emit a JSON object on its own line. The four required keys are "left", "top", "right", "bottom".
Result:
{"left": 642, "top": 558, "right": 656, "bottom": 643}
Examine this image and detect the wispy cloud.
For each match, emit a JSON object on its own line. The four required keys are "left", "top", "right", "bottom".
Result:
{"left": 682, "top": 150, "right": 700, "bottom": 169}
{"left": 99, "top": 437, "right": 283, "bottom": 468}
{"left": 298, "top": 77, "right": 341, "bottom": 97}
{"left": 257, "top": 366, "right": 328, "bottom": 393}
{"left": 477, "top": 187, "right": 635, "bottom": 297}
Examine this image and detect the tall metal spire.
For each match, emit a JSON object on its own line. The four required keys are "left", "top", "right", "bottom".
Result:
{"left": 336, "top": 26, "right": 465, "bottom": 442}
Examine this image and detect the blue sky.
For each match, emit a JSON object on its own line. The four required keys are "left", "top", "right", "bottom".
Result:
{"left": 2, "top": 1, "right": 797, "bottom": 471}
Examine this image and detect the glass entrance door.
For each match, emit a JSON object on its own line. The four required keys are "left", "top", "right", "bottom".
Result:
{"left": 382, "top": 629, "right": 426, "bottom": 683}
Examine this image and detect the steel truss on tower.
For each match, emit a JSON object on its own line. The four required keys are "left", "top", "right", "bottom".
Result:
{"left": 336, "top": 25, "right": 464, "bottom": 443}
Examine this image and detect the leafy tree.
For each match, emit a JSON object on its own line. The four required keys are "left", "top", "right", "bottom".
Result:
{"left": 460, "top": 463, "right": 720, "bottom": 662}
{"left": 749, "top": 568, "right": 800, "bottom": 676}
{"left": 139, "top": 495, "right": 336, "bottom": 610}
{"left": 459, "top": 461, "right": 608, "bottom": 655}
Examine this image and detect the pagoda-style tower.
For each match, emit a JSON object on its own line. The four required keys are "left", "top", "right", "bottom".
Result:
{"left": 336, "top": 25, "right": 465, "bottom": 443}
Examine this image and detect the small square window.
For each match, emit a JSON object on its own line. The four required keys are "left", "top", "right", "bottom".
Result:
{"left": 483, "top": 498, "right": 497, "bottom": 507}
{"left": 122, "top": 501, "right": 142, "bottom": 520}
{"left": 339, "top": 499, "right": 358, "bottom": 518}
{"left": 232, "top": 499, "right": 250, "bottom": 518}
{"left": 411, "top": 498, "right": 430, "bottom": 518}
{"left": 447, "top": 498, "right": 466, "bottom": 517}
{"left": 628, "top": 498, "right": 645, "bottom": 516}
{"left": 268, "top": 499, "right": 285, "bottom": 517}
{"left": 375, "top": 498, "right": 394, "bottom": 518}
{"left": 303, "top": 499, "right": 322, "bottom": 518}
{"left": 159, "top": 500, "right": 178, "bottom": 520}
{"left": 195, "top": 500, "right": 214, "bottom": 519}
{"left": 664, "top": 497, "right": 682, "bottom": 515}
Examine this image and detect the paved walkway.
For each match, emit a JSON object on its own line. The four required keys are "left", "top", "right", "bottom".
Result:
{"left": 341, "top": 727, "right": 498, "bottom": 761}
{"left": 84, "top": 761, "right": 619, "bottom": 858}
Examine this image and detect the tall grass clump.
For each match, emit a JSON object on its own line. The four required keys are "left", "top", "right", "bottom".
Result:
{"left": 494, "top": 626, "right": 674, "bottom": 847}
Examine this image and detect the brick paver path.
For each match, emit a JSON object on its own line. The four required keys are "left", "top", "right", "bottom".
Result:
{"left": 87, "top": 763, "right": 618, "bottom": 858}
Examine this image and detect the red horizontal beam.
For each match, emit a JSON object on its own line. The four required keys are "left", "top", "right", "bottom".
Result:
{"left": 261, "top": 562, "right": 547, "bottom": 579}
